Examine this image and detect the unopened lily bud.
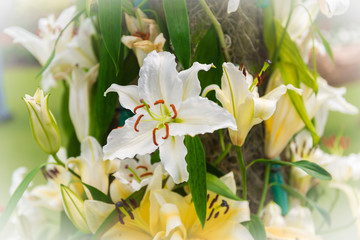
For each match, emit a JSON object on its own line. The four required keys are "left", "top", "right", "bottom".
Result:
{"left": 60, "top": 184, "right": 90, "bottom": 233}
{"left": 23, "top": 89, "right": 61, "bottom": 154}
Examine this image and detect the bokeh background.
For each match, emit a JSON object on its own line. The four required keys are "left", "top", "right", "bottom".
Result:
{"left": 0, "top": 0, "right": 359, "bottom": 239}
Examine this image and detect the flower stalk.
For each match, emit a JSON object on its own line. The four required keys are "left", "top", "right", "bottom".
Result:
{"left": 198, "top": 0, "right": 231, "bottom": 62}
{"left": 235, "top": 146, "right": 247, "bottom": 199}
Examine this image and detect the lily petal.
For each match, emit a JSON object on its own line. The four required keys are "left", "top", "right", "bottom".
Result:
{"left": 139, "top": 51, "right": 183, "bottom": 110}
{"left": 105, "top": 84, "right": 140, "bottom": 113}
{"left": 170, "top": 96, "right": 237, "bottom": 137}
{"left": 227, "top": 0, "right": 241, "bottom": 13}
{"left": 103, "top": 116, "right": 160, "bottom": 160}
{"left": 179, "top": 62, "right": 212, "bottom": 100}
{"left": 159, "top": 136, "right": 188, "bottom": 184}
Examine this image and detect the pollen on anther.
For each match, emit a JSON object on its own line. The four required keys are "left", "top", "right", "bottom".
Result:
{"left": 136, "top": 165, "right": 148, "bottom": 171}
{"left": 134, "top": 114, "right": 144, "bottom": 132}
{"left": 207, "top": 208, "right": 215, "bottom": 221}
{"left": 170, "top": 104, "right": 177, "bottom": 119}
{"left": 162, "top": 123, "right": 169, "bottom": 139}
{"left": 154, "top": 99, "right": 165, "bottom": 105}
{"left": 140, "top": 172, "right": 153, "bottom": 178}
{"left": 209, "top": 194, "right": 219, "bottom": 209}
{"left": 153, "top": 128, "right": 159, "bottom": 146}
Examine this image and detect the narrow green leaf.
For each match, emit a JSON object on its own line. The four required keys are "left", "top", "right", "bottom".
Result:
{"left": 248, "top": 159, "right": 331, "bottom": 181}
{"left": 278, "top": 62, "right": 319, "bottom": 144}
{"left": 184, "top": 135, "right": 207, "bottom": 228}
{"left": 278, "top": 184, "right": 331, "bottom": 226}
{"left": 163, "top": 0, "right": 191, "bottom": 69}
{"left": 193, "top": 26, "right": 224, "bottom": 102}
{"left": 98, "top": 0, "right": 122, "bottom": 73}
{"left": 37, "top": 10, "right": 85, "bottom": 78}
{"left": 121, "top": 50, "right": 140, "bottom": 85}
{"left": 243, "top": 214, "right": 267, "bottom": 240}
{"left": 206, "top": 173, "right": 242, "bottom": 201}
{"left": 0, "top": 163, "right": 47, "bottom": 233}
{"left": 82, "top": 182, "right": 112, "bottom": 203}
{"left": 92, "top": 186, "right": 147, "bottom": 239}
{"left": 90, "top": 43, "right": 121, "bottom": 144}
{"left": 315, "top": 26, "right": 334, "bottom": 62}
{"left": 274, "top": 20, "right": 317, "bottom": 91}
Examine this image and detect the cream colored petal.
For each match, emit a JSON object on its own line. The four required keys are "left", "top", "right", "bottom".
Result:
{"left": 121, "top": 35, "right": 142, "bottom": 49}
{"left": 227, "top": 0, "right": 240, "bottom": 13}
{"left": 154, "top": 33, "right": 166, "bottom": 52}
{"left": 265, "top": 226, "right": 322, "bottom": 240}
{"left": 84, "top": 200, "right": 115, "bottom": 234}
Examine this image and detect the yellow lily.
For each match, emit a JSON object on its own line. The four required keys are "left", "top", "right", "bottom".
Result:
{"left": 85, "top": 171, "right": 253, "bottom": 239}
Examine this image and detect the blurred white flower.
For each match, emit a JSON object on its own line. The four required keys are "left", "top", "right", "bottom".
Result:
{"left": 227, "top": 0, "right": 240, "bottom": 13}
{"left": 4, "top": 6, "right": 76, "bottom": 66}
{"left": 262, "top": 201, "right": 321, "bottom": 240}
{"left": 318, "top": 0, "right": 350, "bottom": 17}
{"left": 103, "top": 51, "right": 236, "bottom": 184}
{"left": 122, "top": 9, "right": 166, "bottom": 66}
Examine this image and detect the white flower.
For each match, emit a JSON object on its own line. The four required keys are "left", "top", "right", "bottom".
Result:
{"left": 67, "top": 136, "right": 119, "bottom": 198}
{"left": 318, "top": 0, "right": 350, "bottom": 17}
{"left": 203, "top": 62, "right": 300, "bottom": 146}
{"left": 103, "top": 51, "right": 236, "bottom": 184}
{"left": 4, "top": 6, "right": 76, "bottom": 66}
{"left": 63, "top": 64, "right": 99, "bottom": 141}
{"left": 227, "top": 0, "right": 240, "bottom": 14}
{"left": 265, "top": 73, "right": 357, "bottom": 159}
{"left": 122, "top": 9, "right": 166, "bottom": 66}
{"left": 109, "top": 154, "right": 169, "bottom": 202}
{"left": 42, "top": 18, "right": 98, "bottom": 91}
{"left": 262, "top": 201, "right": 321, "bottom": 240}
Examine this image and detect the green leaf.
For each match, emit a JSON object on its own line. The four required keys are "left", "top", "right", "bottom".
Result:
{"left": 206, "top": 173, "right": 242, "bottom": 201}
{"left": 248, "top": 159, "right": 332, "bottom": 181}
{"left": 277, "top": 62, "right": 319, "bottom": 144}
{"left": 278, "top": 184, "right": 331, "bottom": 226}
{"left": 193, "top": 26, "right": 224, "bottom": 102}
{"left": 121, "top": 50, "right": 140, "bottom": 85}
{"left": 37, "top": 10, "right": 85, "bottom": 78}
{"left": 0, "top": 163, "right": 47, "bottom": 233}
{"left": 315, "top": 26, "right": 334, "bottom": 62}
{"left": 98, "top": 0, "right": 122, "bottom": 73}
{"left": 274, "top": 20, "right": 317, "bottom": 91}
{"left": 243, "top": 214, "right": 267, "bottom": 240}
{"left": 90, "top": 42, "right": 121, "bottom": 144}
{"left": 92, "top": 186, "right": 147, "bottom": 239}
{"left": 163, "top": 0, "right": 191, "bottom": 69}
{"left": 184, "top": 135, "right": 207, "bottom": 228}
{"left": 82, "top": 182, "right": 112, "bottom": 203}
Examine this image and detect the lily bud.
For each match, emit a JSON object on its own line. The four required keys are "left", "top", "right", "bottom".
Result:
{"left": 60, "top": 184, "right": 90, "bottom": 233}
{"left": 23, "top": 89, "right": 61, "bottom": 154}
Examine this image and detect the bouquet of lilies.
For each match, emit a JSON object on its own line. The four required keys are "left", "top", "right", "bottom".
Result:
{"left": 1, "top": 0, "right": 359, "bottom": 239}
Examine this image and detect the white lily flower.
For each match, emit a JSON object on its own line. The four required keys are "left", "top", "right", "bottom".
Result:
{"left": 67, "top": 136, "right": 119, "bottom": 198}
{"left": 85, "top": 172, "right": 253, "bottom": 240}
{"left": 42, "top": 18, "right": 98, "bottom": 91}
{"left": 227, "top": 0, "right": 240, "bottom": 14}
{"left": 64, "top": 64, "right": 99, "bottom": 141}
{"left": 265, "top": 72, "right": 357, "bottom": 159}
{"left": 122, "top": 9, "right": 166, "bottom": 66}
{"left": 318, "top": 0, "right": 350, "bottom": 17}
{"left": 110, "top": 154, "right": 168, "bottom": 202}
{"left": 103, "top": 51, "right": 237, "bottom": 184}
{"left": 203, "top": 62, "right": 300, "bottom": 147}
{"left": 262, "top": 201, "right": 321, "bottom": 240}
{"left": 4, "top": 6, "right": 76, "bottom": 66}
{"left": 23, "top": 89, "right": 61, "bottom": 154}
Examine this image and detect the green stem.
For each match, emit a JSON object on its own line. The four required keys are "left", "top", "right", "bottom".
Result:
{"left": 235, "top": 146, "right": 247, "bottom": 200}
{"left": 52, "top": 154, "right": 81, "bottom": 179}
{"left": 218, "top": 130, "right": 225, "bottom": 151}
{"left": 198, "top": 0, "right": 231, "bottom": 62}
{"left": 257, "top": 164, "right": 270, "bottom": 216}
{"left": 214, "top": 143, "right": 232, "bottom": 165}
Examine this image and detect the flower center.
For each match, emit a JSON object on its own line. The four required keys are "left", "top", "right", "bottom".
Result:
{"left": 206, "top": 194, "right": 230, "bottom": 221}
{"left": 133, "top": 99, "right": 178, "bottom": 146}
{"left": 132, "top": 31, "right": 150, "bottom": 40}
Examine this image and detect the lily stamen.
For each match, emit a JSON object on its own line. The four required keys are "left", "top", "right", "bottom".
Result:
{"left": 134, "top": 104, "right": 148, "bottom": 114}
{"left": 154, "top": 99, "right": 165, "bottom": 105}
{"left": 153, "top": 128, "right": 159, "bottom": 146}
{"left": 140, "top": 172, "right": 153, "bottom": 178}
{"left": 209, "top": 194, "right": 219, "bottom": 209}
{"left": 170, "top": 104, "right": 177, "bottom": 119}
{"left": 221, "top": 200, "right": 230, "bottom": 214}
{"left": 162, "top": 123, "right": 169, "bottom": 139}
{"left": 134, "top": 114, "right": 144, "bottom": 132}
{"left": 136, "top": 165, "right": 148, "bottom": 171}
